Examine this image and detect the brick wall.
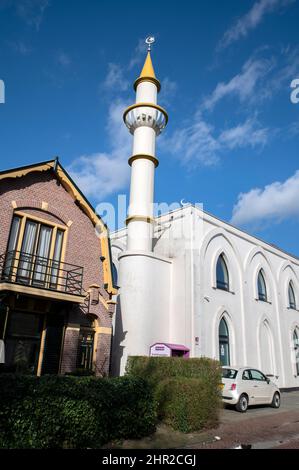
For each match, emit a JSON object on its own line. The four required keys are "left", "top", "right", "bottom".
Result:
{"left": 60, "top": 327, "right": 80, "bottom": 374}
{"left": 0, "top": 169, "right": 114, "bottom": 373}
{"left": 95, "top": 332, "right": 112, "bottom": 377}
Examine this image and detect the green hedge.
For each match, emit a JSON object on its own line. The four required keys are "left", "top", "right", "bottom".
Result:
{"left": 0, "top": 374, "right": 156, "bottom": 448}
{"left": 155, "top": 378, "right": 220, "bottom": 433}
{"left": 126, "top": 356, "right": 222, "bottom": 433}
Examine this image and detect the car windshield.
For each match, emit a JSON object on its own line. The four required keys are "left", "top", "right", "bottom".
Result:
{"left": 222, "top": 368, "right": 238, "bottom": 379}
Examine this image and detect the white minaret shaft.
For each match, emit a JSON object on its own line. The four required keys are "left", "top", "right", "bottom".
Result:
{"left": 123, "top": 45, "right": 168, "bottom": 251}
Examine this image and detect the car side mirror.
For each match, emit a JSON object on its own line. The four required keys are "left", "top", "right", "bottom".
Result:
{"left": 266, "top": 378, "right": 270, "bottom": 384}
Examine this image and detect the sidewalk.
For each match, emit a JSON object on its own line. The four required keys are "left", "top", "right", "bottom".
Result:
{"left": 185, "top": 409, "right": 299, "bottom": 449}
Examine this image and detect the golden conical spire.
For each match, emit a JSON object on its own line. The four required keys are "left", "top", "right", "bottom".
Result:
{"left": 134, "top": 51, "right": 161, "bottom": 92}
{"left": 140, "top": 52, "right": 156, "bottom": 80}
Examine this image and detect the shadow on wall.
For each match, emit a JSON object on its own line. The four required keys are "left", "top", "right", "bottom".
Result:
{"left": 110, "top": 298, "right": 127, "bottom": 376}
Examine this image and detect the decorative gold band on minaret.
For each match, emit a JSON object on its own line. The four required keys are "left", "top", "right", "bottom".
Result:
{"left": 125, "top": 215, "right": 156, "bottom": 225}
{"left": 128, "top": 154, "right": 159, "bottom": 168}
{"left": 134, "top": 76, "right": 161, "bottom": 92}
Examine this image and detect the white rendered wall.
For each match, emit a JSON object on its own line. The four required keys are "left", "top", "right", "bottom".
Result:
{"left": 113, "top": 250, "right": 172, "bottom": 375}
{"left": 111, "top": 205, "right": 299, "bottom": 388}
{"left": 197, "top": 208, "right": 299, "bottom": 389}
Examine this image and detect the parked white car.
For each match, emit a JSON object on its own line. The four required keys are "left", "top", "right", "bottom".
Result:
{"left": 221, "top": 366, "right": 281, "bottom": 412}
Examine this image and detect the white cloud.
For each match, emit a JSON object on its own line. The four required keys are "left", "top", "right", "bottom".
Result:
{"left": 72, "top": 38, "right": 165, "bottom": 201}
{"left": 67, "top": 100, "right": 131, "bottom": 200}
{"left": 231, "top": 170, "right": 299, "bottom": 226}
{"left": 101, "top": 38, "right": 150, "bottom": 93}
{"left": 15, "top": 0, "right": 49, "bottom": 31}
{"left": 219, "top": 0, "right": 294, "bottom": 50}
{"left": 163, "top": 113, "right": 269, "bottom": 166}
{"left": 128, "top": 38, "right": 146, "bottom": 70}
{"left": 57, "top": 51, "right": 71, "bottom": 68}
{"left": 219, "top": 117, "right": 269, "bottom": 149}
{"left": 102, "top": 63, "right": 129, "bottom": 92}
{"left": 162, "top": 112, "right": 220, "bottom": 166}
{"left": 202, "top": 57, "right": 273, "bottom": 111}
{"left": 288, "top": 121, "right": 299, "bottom": 137}
{"left": 271, "top": 46, "right": 299, "bottom": 94}
{"left": 159, "top": 77, "right": 178, "bottom": 107}
{"left": 7, "top": 40, "right": 32, "bottom": 55}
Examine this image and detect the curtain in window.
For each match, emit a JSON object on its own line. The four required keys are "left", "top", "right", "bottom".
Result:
{"left": 3, "top": 216, "right": 21, "bottom": 279}
{"left": 17, "top": 221, "right": 38, "bottom": 282}
{"left": 33, "top": 225, "right": 52, "bottom": 285}
{"left": 50, "top": 230, "right": 64, "bottom": 288}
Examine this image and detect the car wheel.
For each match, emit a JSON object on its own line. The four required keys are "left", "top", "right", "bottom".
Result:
{"left": 271, "top": 392, "right": 280, "bottom": 409}
{"left": 235, "top": 394, "right": 248, "bottom": 413}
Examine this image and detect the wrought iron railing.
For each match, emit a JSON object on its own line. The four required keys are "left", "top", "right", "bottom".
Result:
{"left": 0, "top": 250, "right": 84, "bottom": 296}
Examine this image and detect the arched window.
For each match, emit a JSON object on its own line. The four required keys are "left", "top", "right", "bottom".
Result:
{"left": 257, "top": 270, "right": 267, "bottom": 302}
{"left": 219, "top": 317, "right": 230, "bottom": 366}
{"left": 112, "top": 262, "right": 118, "bottom": 287}
{"left": 293, "top": 329, "right": 299, "bottom": 376}
{"left": 216, "top": 254, "right": 229, "bottom": 291}
{"left": 288, "top": 282, "right": 296, "bottom": 310}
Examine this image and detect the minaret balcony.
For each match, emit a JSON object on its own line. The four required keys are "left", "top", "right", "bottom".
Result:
{"left": 123, "top": 102, "right": 168, "bottom": 135}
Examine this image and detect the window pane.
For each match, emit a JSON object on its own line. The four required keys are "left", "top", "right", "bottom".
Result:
{"left": 219, "top": 318, "right": 229, "bottom": 337}
{"left": 258, "top": 271, "right": 267, "bottom": 301}
{"left": 33, "top": 225, "right": 52, "bottom": 285}
{"left": 77, "top": 330, "right": 94, "bottom": 371}
{"left": 216, "top": 255, "right": 229, "bottom": 290}
{"left": 222, "top": 368, "right": 237, "bottom": 379}
{"left": 242, "top": 370, "right": 250, "bottom": 380}
{"left": 112, "top": 263, "right": 118, "bottom": 286}
{"left": 7, "top": 216, "right": 21, "bottom": 251}
{"left": 3, "top": 216, "right": 21, "bottom": 279}
{"left": 17, "top": 221, "right": 38, "bottom": 281}
{"left": 219, "top": 318, "right": 230, "bottom": 366}
{"left": 289, "top": 283, "right": 296, "bottom": 309}
{"left": 250, "top": 369, "right": 266, "bottom": 381}
{"left": 5, "top": 311, "right": 43, "bottom": 374}
{"left": 50, "top": 230, "right": 64, "bottom": 288}
{"left": 294, "top": 330, "right": 299, "bottom": 376}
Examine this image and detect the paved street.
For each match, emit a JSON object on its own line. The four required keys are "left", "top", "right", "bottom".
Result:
{"left": 108, "top": 391, "right": 299, "bottom": 449}
{"left": 187, "top": 391, "right": 299, "bottom": 449}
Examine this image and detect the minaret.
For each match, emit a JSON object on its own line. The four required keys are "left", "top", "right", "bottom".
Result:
{"left": 123, "top": 37, "right": 168, "bottom": 251}
{"left": 113, "top": 38, "right": 169, "bottom": 376}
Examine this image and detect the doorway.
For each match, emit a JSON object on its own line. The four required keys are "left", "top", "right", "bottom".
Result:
{"left": 219, "top": 317, "right": 230, "bottom": 366}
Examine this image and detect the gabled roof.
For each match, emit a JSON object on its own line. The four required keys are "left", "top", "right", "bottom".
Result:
{"left": 0, "top": 158, "right": 117, "bottom": 295}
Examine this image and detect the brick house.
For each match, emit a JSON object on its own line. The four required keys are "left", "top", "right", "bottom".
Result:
{"left": 0, "top": 159, "right": 117, "bottom": 376}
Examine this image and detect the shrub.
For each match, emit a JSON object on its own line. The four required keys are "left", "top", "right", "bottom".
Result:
{"left": 126, "top": 356, "right": 222, "bottom": 433}
{"left": 66, "top": 368, "right": 95, "bottom": 376}
{"left": 155, "top": 377, "right": 220, "bottom": 433}
{"left": 0, "top": 374, "right": 156, "bottom": 448}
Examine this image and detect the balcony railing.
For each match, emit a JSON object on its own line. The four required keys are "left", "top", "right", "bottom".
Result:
{"left": 0, "top": 250, "right": 84, "bottom": 297}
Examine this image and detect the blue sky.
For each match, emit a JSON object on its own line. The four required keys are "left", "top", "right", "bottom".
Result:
{"left": 0, "top": 0, "right": 299, "bottom": 255}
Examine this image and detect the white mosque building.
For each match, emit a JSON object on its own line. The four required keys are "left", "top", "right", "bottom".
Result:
{"left": 110, "top": 42, "right": 299, "bottom": 389}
